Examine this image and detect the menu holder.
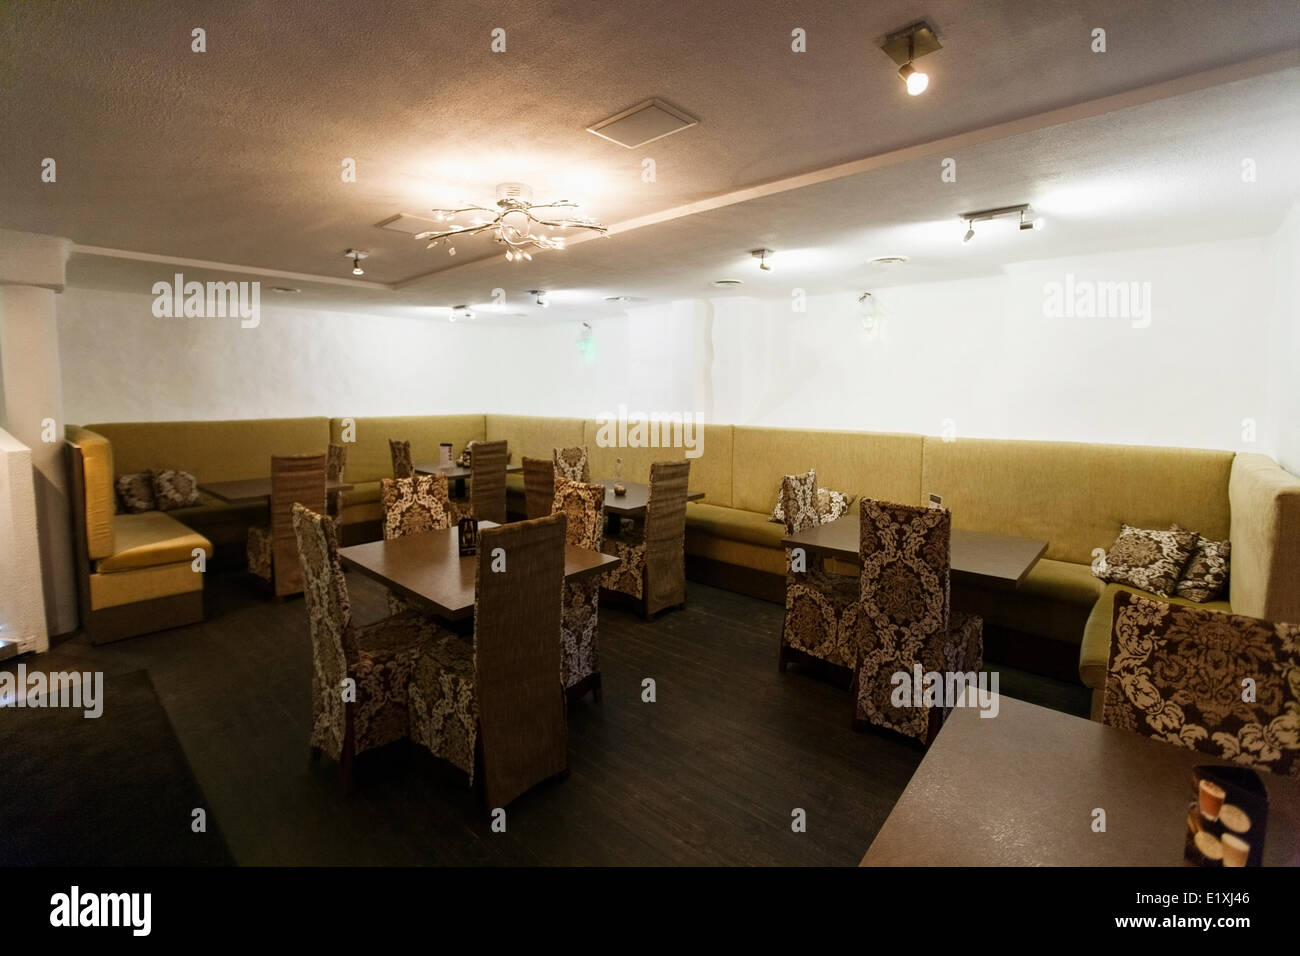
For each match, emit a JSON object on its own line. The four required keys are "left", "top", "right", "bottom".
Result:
{"left": 457, "top": 517, "right": 479, "bottom": 557}
{"left": 439, "top": 442, "right": 452, "bottom": 467}
{"left": 1185, "top": 765, "right": 1268, "bottom": 867}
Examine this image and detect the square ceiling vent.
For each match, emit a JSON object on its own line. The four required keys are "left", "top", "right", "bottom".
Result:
{"left": 375, "top": 213, "right": 445, "bottom": 235}
{"left": 587, "top": 98, "right": 698, "bottom": 149}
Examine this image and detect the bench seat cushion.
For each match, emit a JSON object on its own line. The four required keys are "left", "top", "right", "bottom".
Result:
{"left": 686, "top": 502, "right": 787, "bottom": 549}
{"left": 1017, "top": 558, "right": 1105, "bottom": 607}
{"left": 95, "top": 513, "right": 213, "bottom": 573}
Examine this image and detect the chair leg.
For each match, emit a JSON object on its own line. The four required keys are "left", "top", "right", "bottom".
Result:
{"left": 778, "top": 638, "right": 789, "bottom": 673}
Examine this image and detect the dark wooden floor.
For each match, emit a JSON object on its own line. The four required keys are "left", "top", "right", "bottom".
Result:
{"left": 22, "top": 571, "right": 1088, "bottom": 866}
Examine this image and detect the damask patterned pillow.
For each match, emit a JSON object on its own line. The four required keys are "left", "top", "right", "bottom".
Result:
{"left": 554, "top": 445, "right": 590, "bottom": 482}
{"left": 151, "top": 469, "right": 202, "bottom": 511}
{"left": 115, "top": 473, "right": 157, "bottom": 513}
{"left": 1095, "top": 524, "right": 1198, "bottom": 598}
{"left": 1171, "top": 526, "right": 1231, "bottom": 603}
{"left": 773, "top": 470, "right": 817, "bottom": 529}
{"left": 770, "top": 477, "right": 854, "bottom": 525}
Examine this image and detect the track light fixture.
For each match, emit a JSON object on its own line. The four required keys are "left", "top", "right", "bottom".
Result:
{"left": 881, "top": 21, "right": 940, "bottom": 96}
{"left": 957, "top": 204, "right": 1044, "bottom": 243}
{"left": 345, "top": 249, "right": 369, "bottom": 275}
{"left": 751, "top": 248, "right": 774, "bottom": 272}
{"left": 528, "top": 289, "right": 549, "bottom": 307}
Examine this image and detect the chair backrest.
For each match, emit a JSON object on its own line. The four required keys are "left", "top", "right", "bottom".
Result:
{"left": 553, "top": 477, "right": 604, "bottom": 550}
{"left": 780, "top": 469, "right": 819, "bottom": 535}
{"left": 554, "top": 445, "right": 590, "bottom": 482}
{"left": 381, "top": 473, "right": 452, "bottom": 539}
{"left": 1104, "top": 590, "right": 1300, "bottom": 776}
{"left": 389, "top": 438, "right": 413, "bottom": 479}
{"left": 271, "top": 454, "right": 327, "bottom": 595}
{"left": 291, "top": 503, "right": 353, "bottom": 754}
{"left": 859, "top": 499, "right": 952, "bottom": 649}
{"left": 469, "top": 439, "right": 508, "bottom": 524}
{"left": 644, "top": 460, "right": 691, "bottom": 612}
{"left": 522, "top": 456, "right": 556, "bottom": 520}
{"left": 327, "top": 442, "right": 347, "bottom": 481}
{"left": 473, "top": 514, "right": 568, "bottom": 807}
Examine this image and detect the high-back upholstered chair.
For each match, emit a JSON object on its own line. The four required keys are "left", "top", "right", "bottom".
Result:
{"left": 778, "top": 469, "right": 860, "bottom": 673}
{"left": 553, "top": 477, "right": 606, "bottom": 700}
{"left": 326, "top": 442, "right": 347, "bottom": 518}
{"left": 603, "top": 460, "right": 691, "bottom": 619}
{"left": 1104, "top": 591, "right": 1300, "bottom": 776}
{"left": 388, "top": 439, "right": 414, "bottom": 479}
{"left": 553, "top": 445, "right": 590, "bottom": 482}
{"left": 247, "top": 453, "right": 327, "bottom": 597}
{"left": 291, "top": 503, "right": 433, "bottom": 794}
{"left": 380, "top": 473, "right": 454, "bottom": 615}
{"left": 851, "top": 500, "right": 983, "bottom": 744}
{"left": 407, "top": 514, "right": 569, "bottom": 809}
{"left": 522, "top": 456, "right": 556, "bottom": 519}
{"left": 468, "top": 439, "right": 508, "bottom": 524}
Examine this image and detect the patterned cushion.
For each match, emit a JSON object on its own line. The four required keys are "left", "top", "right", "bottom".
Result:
{"left": 350, "top": 613, "right": 439, "bottom": 754}
{"left": 247, "top": 524, "right": 273, "bottom": 580}
{"left": 1172, "top": 527, "right": 1231, "bottom": 603}
{"left": 381, "top": 474, "right": 452, "bottom": 539}
{"left": 408, "top": 633, "right": 479, "bottom": 783}
{"left": 860, "top": 500, "right": 951, "bottom": 641}
{"left": 770, "top": 472, "right": 854, "bottom": 526}
{"left": 151, "top": 469, "right": 201, "bottom": 510}
{"left": 553, "top": 478, "right": 604, "bottom": 550}
{"left": 776, "top": 470, "right": 819, "bottom": 531}
{"left": 389, "top": 439, "right": 414, "bottom": 479}
{"left": 116, "top": 472, "right": 156, "bottom": 513}
{"left": 554, "top": 445, "right": 590, "bottom": 482}
{"left": 1104, "top": 592, "right": 1300, "bottom": 776}
{"left": 553, "top": 477, "right": 604, "bottom": 691}
{"left": 1096, "top": 524, "right": 1198, "bottom": 598}
{"left": 602, "top": 533, "right": 646, "bottom": 598}
{"left": 783, "top": 569, "right": 861, "bottom": 668}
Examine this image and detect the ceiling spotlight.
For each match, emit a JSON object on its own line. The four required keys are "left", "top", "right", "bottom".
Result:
{"left": 604, "top": 295, "right": 633, "bottom": 303}
{"left": 1018, "top": 210, "right": 1046, "bottom": 231}
{"left": 449, "top": 304, "right": 476, "bottom": 322}
{"left": 751, "top": 248, "right": 774, "bottom": 272}
{"left": 881, "top": 21, "right": 941, "bottom": 96}
{"left": 959, "top": 204, "right": 1042, "bottom": 242}
{"left": 270, "top": 286, "right": 301, "bottom": 294}
{"left": 962, "top": 222, "right": 975, "bottom": 243}
{"left": 711, "top": 278, "right": 744, "bottom": 288}
{"left": 528, "top": 289, "right": 549, "bottom": 307}
{"left": 345, "top": 249, "right": 369, "bottom": 275}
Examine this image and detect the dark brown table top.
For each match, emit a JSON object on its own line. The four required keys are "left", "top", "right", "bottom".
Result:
{"left": 413, "top": 462, "right": 523, "bottom": 478}
{"left": 199, "top": 478, "right": 352, "bottom": 504}
{"left": 596, "top": 479, "right": 706, "bottom": 515}
{"left": 781, "top": 517, "right": 1047, "bottom": 590}
{"left": 338, "top": 523, "right": 619, "bottom": 621}
{"left": 860, "top": 692, "right": 1300, "bottom": 867}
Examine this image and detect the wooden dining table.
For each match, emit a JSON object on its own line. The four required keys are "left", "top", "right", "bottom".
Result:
{"left": 413, "top": 461, "right": 523, "bottom": 498}
{"left": 595, "top": 479, "right": 706, "bottom": 516}
{"left": 338, "top": 522, "right": 620, "bottom": 621}
{"left": 782, "top": 516, "right": 1047, "bottom": 590}
{"left": 199, "top": 477, "right": 352, "bottom": 505}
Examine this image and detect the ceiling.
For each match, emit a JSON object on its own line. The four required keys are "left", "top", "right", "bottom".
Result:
{"left": 3, "top": 0, "right": 1299, "bottom": 321}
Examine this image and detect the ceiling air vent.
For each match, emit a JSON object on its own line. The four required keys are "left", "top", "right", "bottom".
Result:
{"left": 375, "top": 213, "right": 446, "bottom": 235}
{"left": 587, "top": 98, "right": 699, "bottom": 149}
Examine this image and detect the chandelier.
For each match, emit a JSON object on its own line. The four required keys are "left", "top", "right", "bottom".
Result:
{"left": 414, "top": 182, "right": 607, "bottom": 262}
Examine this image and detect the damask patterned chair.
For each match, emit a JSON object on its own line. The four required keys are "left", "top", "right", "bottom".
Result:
{"left": 778, "top": 469, "right": 860, "bottom": 674}
{"left": 326, "top": 442, "right": 347, "bottom": 518}
{"left": 407, "top": 514, "right": 569, "bottom": 809}
{"left": 380, "top": 474, "right": 454, "bottom": 615}
{"left": 553, "top": 477, "right": 605, "bottom": 700}
{"left": 247, "top": 453, "right": 327, "bottom": 598}
{"left": 291, "top": 503, "right": 435, "bottom": 795}
{"left": 553, "top": 445, "right": 590, "bottom": 482}
{"left": 522, "top": 456, "right": 555, "bottom": 519}
{"left": 851, "top": 500, "right": 983, "bottom": 744}
{"left": 468, "top": 439, "right": 508, "bottom": 524}
{"left": 389, "top": 439, "right": 414, "bottom": 479}
{"left": 1104, "top": 591, "right": 1300, "bottom": 776}
{"left": 603, "top": 460, "right": 690, "bottom": 620}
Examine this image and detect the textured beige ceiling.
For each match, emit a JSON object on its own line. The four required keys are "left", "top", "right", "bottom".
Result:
{"left": 3, "top": 0, "right": 1299, "bottom": 309}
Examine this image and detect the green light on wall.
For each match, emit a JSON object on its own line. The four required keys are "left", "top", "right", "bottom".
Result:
{"left": 577, "top": 323, "right": 595, "bottom": 364}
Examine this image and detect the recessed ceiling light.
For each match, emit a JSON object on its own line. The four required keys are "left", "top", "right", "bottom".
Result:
{"left": 604, "top": 295, "right": 633, "bottom": 303}
{"left": 270, "top": 286, "right": 301, "bottom": 294}
{"left": 868, "top": 256, "right": 909, "bottom": 267}
{"left": 710, "top": 279, "right": 744, "bottom": 288}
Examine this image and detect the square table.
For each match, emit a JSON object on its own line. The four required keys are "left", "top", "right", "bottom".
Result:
{"left": 595, "top": 479, "right": 706, "bottom": 535}
{"left": 781, "top": 517, "right": 1047, "bottom": 590}
{"left": 412, "top": 461, "right": 523, "bottom": 498}
{"left": 199, "top": 477, "right": 352, "bottom": 505}
{"left": 859, "top": 692, "right": 1300, "bottom": 866}
{"left": 339, "top": 522, "right": 619, "bottom": 621}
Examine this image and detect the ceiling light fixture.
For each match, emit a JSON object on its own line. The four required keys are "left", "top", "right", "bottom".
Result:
{"left": 528, "top": 289, "right": 549, "bottom": 308}
{"left": 270, "top": 286, "right": 301, "bottom": 294}
{"left": 751, "top": 248, "right": 774, "bottom": 272}
{"left": 881, "top": 21, "right": 940, "bottom": 96}
{"left": 710, "top": 279, "right": 743, "bottom": 288}
{"left": 345, "top": 249, "right": 368, "bottom": 275}
{"left": 958, "top": 204, "right": 1044, "bottom": 242}
{"left": 604, "top": 295, "right": 633, "bottom": 303}
{"left": 448, "top": 304, "right": 476, "bottom": 322}
{"left": 415, "top": 182, "right": 606, "bottom": 262}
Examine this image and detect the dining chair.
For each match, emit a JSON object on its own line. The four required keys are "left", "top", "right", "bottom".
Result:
{"left": 522, "top": 456, "right": 556, "bottom": 519}
{"left": 850, "top": 499, "right": 983, "bottom": 744}
{"left": 1104, "top": 590, "right": 1299, "bottom": 776}
{"left": 380, "top": 473, "right": 454, "bottom": 615}
{"left": 553, "top": 477, "right": 605, "bottom": 700}
{"left": 247, "top": 453, "right": 327, "bottom": 598}
{"left": 291, "top": 503, "right": 435, "bottom": 795}
{"left": 553, "top": 445, "right": 590, "bottom": 482}
{"left": 468, "top": 439, "right": 508, "bottom": 524}
{"left": 778, "top": 469, "right": 860, "bottom": 674}
{"left": 389, "top": 438, "right": 414, "bottom": 479}
{"left": 326, "top": 442, "right": 347, "bottom": 518}
{"left": 407, "top": 513, "right": 569, "bottom": 809}
{"left": 602, "top": 459, "right": 691, "bottom": 620}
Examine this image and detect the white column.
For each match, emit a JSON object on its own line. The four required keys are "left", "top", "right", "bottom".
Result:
{"left": 0, "top": 231, "right": 77, "bottom": 638}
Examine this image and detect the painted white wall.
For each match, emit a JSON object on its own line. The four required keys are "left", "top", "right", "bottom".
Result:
{"left": 1267, "top": 203, "right": 1300, "bottom": 473}
{"left": 0, "top": 428, "right": 50, "bottom": 654}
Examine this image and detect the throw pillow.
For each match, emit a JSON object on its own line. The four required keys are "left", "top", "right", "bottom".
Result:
{"left": 554, "top": 445, "right": 590, "bottom": 482}
{"left": 116, "top": 472, "right": 157, "bottom": 514}
{"left": 1095, "top": 524, "right": 1198, "bottom": 598}
{"left": 151, "top": 469, "right": 202, "bottom": 511}
{"left": 770, "top": 473, "right": 854, "bottom": 525}
{"left": 1171, "top": 525, "right": 1231, "bottom": 603}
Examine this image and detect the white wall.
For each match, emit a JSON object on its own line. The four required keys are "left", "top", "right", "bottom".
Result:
{"left": 1268, "top": 204, "right": 1300, "bottom": 473}
{"left": 0, "top": 428, "right": 49, "bottom": 654}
